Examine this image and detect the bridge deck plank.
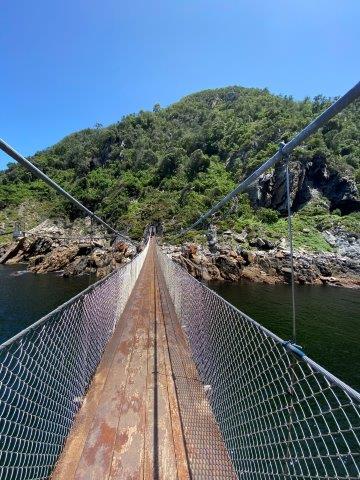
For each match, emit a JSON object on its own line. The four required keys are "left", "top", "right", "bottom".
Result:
{"left": 157, "top": 262, "right": 237, "bottom": 480}
{"left": 51, "top": 240, "right": 236, "bottom": 479}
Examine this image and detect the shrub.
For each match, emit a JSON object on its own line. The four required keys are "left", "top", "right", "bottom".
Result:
{"left": 257, "top": 207, "right": 280, "bottom": 224}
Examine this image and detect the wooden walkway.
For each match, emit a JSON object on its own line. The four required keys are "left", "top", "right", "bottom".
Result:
{"left": 52, "top": 241, "right": 236, "bottom": 480}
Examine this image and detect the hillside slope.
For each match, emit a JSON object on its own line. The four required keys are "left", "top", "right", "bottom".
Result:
{"left": 1, "top": 86, "right": 359, "bottom": 248}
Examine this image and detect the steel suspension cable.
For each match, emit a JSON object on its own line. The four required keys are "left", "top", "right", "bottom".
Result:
{"left": 88, "top": 216, "right": 94, "bottom": 287}
{"left": 179, "top": 80, "right": 360, "bottom": 235}
{"left": 285, "top": 158, "right": 297, "bottom": 344}
{"left": 0, "top": 138, "right": 137, "bottom": 247}
{"left": 284, "top": 157, "right": 298, "bottom": 477}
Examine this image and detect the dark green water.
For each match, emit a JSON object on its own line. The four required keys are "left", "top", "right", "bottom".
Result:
{"left": 1, "top": 264, "right": 359, "bottom": 391}
{"left": 0, "top": 264, "right": 94, "bottom": 344}
{"left": 210, "top": 280, "right": 360, "bottom": 391}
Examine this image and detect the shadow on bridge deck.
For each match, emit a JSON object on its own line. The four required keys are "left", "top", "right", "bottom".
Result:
{"left": 51, "top": 240, "right": 236, "bottom": 480}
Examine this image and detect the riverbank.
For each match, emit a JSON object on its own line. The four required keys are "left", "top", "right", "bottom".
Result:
{"left": 161, "top": 228, "right": 360, "bottom": 289}
{"left": 1, "top": 220, "right": 359, "bottom": 288}
{"left": 0, "top": 219, "right": 139, "bottom": 279}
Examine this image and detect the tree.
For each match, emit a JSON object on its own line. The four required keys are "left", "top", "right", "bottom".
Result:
{"left": 186, "top": 149, "right": 210, "bottom": 179}
{"left": 157, "top": 150, "right": 182, "bottom": 179}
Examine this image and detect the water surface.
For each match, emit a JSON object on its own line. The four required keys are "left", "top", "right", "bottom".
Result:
{"left": 1, "top": 263, "right": 359, "bottom": 391}
{"left": 210, "top": 280, "right": 360, "bottom": 391}
{"left": 0, "top": 264, "right": 94, "bottom": 344}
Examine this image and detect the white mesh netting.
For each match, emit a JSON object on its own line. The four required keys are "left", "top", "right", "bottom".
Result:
{"left": 0, "top": 243, "right": 148, "bottom": 480}
{"left": 157, "top": 246, "right": 360, "bottom": 480}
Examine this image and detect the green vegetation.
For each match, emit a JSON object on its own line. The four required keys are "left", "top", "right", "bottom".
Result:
{"left": 0, "top": 86, "right": 359, "bottom": 248}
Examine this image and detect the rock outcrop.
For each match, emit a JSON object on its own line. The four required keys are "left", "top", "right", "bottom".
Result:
{"left": 0, "top": 219, "right": 138, "bottom": 278}
{"left": 1, "top": 218, "right": 359, "bottom": 289}
{"left": 248, "top": 158, "right": 360, "bottom": 215}
{"left": 162, "top": 227, "right": 360, "bottom": 289}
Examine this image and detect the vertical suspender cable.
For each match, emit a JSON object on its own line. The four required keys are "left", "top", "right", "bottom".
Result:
{"left": 178, "top": 80, "right": 360, "bottom": 236}
{"left": 88, "top": 216, "right": 94, "bottom": 287}
{"left": 284, "top": 156, "right": 298, "bottom": 477}
{"left": 285, "top": 159, "right": 297, "bottom": 343}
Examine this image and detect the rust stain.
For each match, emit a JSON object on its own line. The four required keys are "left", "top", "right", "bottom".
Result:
{"left": 83, "top": 422, "right": 117, "bottom": 466}
{"left": 52, "top": 238, "right": 237, "bottom": 480}
{"left": 117, "top": 430, "right": 129, "bottom": 449}
{"left": 117, "top": 337, "right": 133, "bottom": 356}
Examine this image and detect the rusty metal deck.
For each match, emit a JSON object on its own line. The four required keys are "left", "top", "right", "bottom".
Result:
{"left": 51, "top": 241, "right": 236, "bottom": 479}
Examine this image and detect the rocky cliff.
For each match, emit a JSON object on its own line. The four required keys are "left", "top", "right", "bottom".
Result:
{"left": 248, "top": 158, "right": 360, "bottom": 215}
{"left": 162, "top": 227, "right": 360, "bottom": 289}
{"left": 1, "top": 218, "right": 359, "bottom": 288}
{"left": 0, "top": 219, "right": 138, "bottom": 278}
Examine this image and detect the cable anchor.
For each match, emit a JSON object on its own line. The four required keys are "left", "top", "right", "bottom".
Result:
{"left": 282, "top": 340, "right": 305, "bottom": 358}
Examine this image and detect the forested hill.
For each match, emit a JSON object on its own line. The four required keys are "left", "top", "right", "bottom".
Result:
{"left": 1, "top": 86, "right": 359, "bottom": 247}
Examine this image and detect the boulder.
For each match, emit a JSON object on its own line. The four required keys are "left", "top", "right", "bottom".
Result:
{"left": 242, "top": 265, "right": 280, "bottom": 284}
{"left": 24, "top": 237, "right": 53, "bottom": 257}
{"left": 96, "top": 265, "right": 113, "bottom": 278}
{"left": 114, "top": 241, "right": 128, "bottom": 254}
{"left": 30, "top": 246, "right": 79, "bottom": 273}
{"left": 249, "top": 237, "right": 275, "bottom": 250}
{"left": 0, "top": 238, "right": 26, "bottom": 264}
{"left": 233, "top": 231, "right": 247, "bottom": 243}
{"left": 63, "top": 257, "right": 90, "bottom": 277}
{"left": 182, "top": 243, "right": 198, "bottom": 257}
{"left": 315, "top": 260, "right": 332, "bottom": 277}
{"left": 238, "top": 249, "right": 256, "bottom": 265}
{"left": 215, "top": 255, "right": 242, "bottom": 281}
{"left": 191, "top": 254, "right": 203, "bottom": 265}
{"left": 113, "top": 251, "right": 124, "bottom": 264}
{"left": 200, "top": 268, "right": 212, "bottom": 282}
{"left": 28, "top": 255, "right": 45, "bottom": 268}
{"left": 90, "top": 248, "right": 110, "bottom": 268}
{"left": 28, "top": 219, "right": 65, "bottom": 237}
{"left": 206, "top": 264, "right": 221, "bottom": 281}
{"left": 206, "top": 225, "right": 218, "bottom": 253}
{"left": 249, "top": 237, "right": 265, "bottom": 248}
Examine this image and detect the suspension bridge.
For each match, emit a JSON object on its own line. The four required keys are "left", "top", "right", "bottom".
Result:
{"left": 0, "top": 81, "right": 360, "bottom": 480}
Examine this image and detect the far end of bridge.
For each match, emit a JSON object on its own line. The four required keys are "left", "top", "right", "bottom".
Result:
{"left": 51, "top": 239, "right": 236, "bottom": 480}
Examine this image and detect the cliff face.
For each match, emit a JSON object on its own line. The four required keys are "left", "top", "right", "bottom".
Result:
{"left": 1, "top": 219, "right": 359, "bottom": 290}
{"left": 249, "top": 157, "right": 360, "bottom": 215}
{"left": 1, "top": 215, "right": 359, "bottom": 288}
{"left": 163, "top": 230, "right": 360, "bottom": 289}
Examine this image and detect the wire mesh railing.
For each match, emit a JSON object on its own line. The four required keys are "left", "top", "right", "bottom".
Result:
{"left": 156, "top": 245, "right": 360, "bottom": 480}
{"left": 0, "top": 242, "right": 148, "bottom": 480}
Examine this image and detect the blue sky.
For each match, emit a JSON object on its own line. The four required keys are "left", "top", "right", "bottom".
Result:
{"left": 0, "top": 0, "right": 359, "bottom": 170}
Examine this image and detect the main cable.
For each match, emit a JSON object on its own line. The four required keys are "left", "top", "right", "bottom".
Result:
{"left": 0, "top": 138, "right": 137, "bottom": 247}
{"left": 178, "top": 80, "right": 360, "bottom": 235}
